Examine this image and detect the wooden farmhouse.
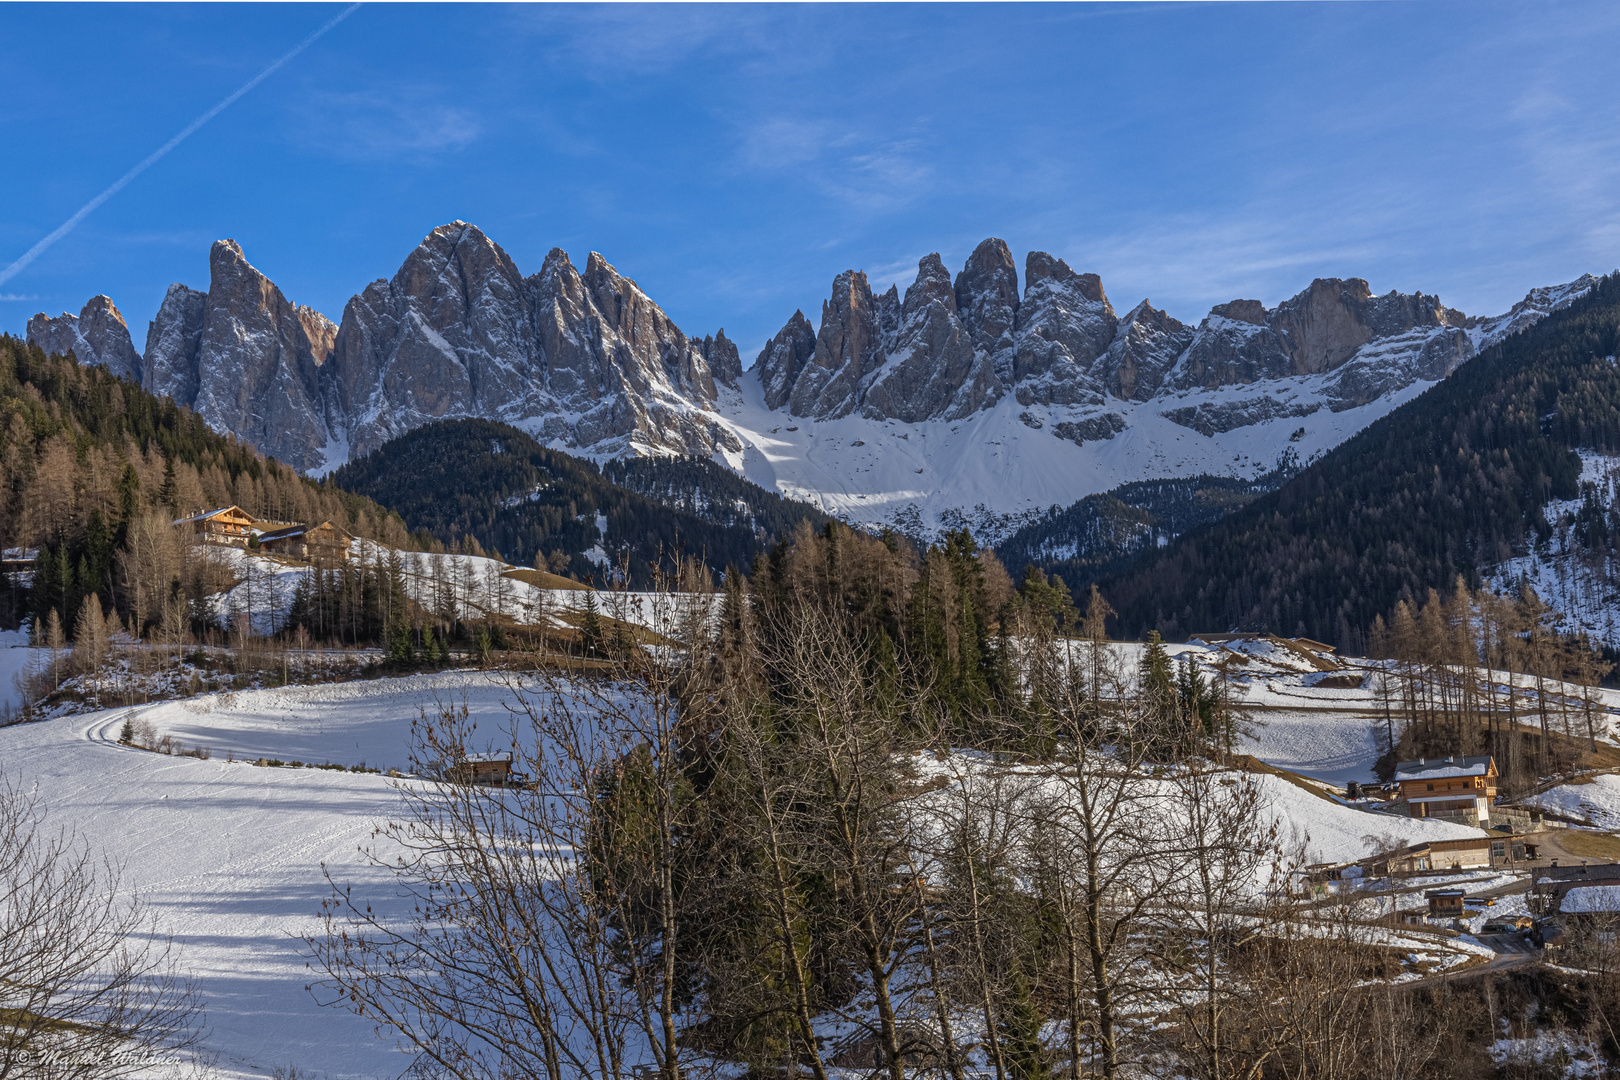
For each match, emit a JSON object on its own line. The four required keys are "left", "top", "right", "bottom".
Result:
{"left": 174, "top": 506, "right": 256, "bottom": 548}
{"left": 1394, "top": 755, "right": 1497, "bottom": 825}
{"left": 257, "top": 521, "right": 353, "bottom": 566}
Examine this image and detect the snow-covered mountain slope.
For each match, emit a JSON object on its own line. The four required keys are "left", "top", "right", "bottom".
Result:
{"left": 1488, "top": 449, "right": 1620, "bottom": 648}
{"left": 705, "top": 356, "right": 1430, "bottom": 541}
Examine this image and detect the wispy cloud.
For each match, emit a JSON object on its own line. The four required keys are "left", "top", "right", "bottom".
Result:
{"left": 512, "top": 6, "right": 788, "bottom": 80}
{"left": 0, "top": 294, "right": 40, "bottom": 302}
{"left": 1508, "top": 82, "right": 1620, "bottom": 265}
{"left": 292, "top": 87, "right": 480, "bottom": 161}
{"left": 735, "top": 115, "right": 937, "bottom": 215}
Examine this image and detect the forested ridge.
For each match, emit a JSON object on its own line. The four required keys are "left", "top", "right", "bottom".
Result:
{"left": 330, "top": 418, "right": 828, "bottom": 585}
{"left": 0, "top": 334, "right": 410, "bottom": 630}
{"left": 996, "top": 469, "right": 1292, "bottom": 592}
{"left": 602, "top": 454, "right": 830, "bottom": 538}
{"left": 1095, "top": 273, "right": 1620, "bottom": 646}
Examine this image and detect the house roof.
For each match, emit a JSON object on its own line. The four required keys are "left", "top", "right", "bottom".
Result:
{"left": 258, "top": 520, "right": 353, "bottom": 544}
{"left": 173, "top": 506, "right": 254, "bottom": 527}
{"left": 1, "top": 547, "right": 38, "bottom": 562}
{"left": 1394, "top": 755, "right": 1493, "bottom": 781}
{"left": 1535, "top": 864, "right": 1620, "bottom": 884}
{"left": 1561, "top": 884, "right": 1620, "bottom": 914}
{"left": 463, "top": 752, "right": 513, "bottom": 764}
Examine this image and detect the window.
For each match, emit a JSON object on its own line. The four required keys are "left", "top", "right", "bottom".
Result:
{"left": 1428, "top": 783, "right": 1434, "bottom": 791}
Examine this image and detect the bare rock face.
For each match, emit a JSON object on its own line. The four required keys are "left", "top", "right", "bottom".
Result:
{"left": 1102, "top": 301, "right": 1194, "bottom": 401}
{"left": 1172, "top": 311, "right": 1292, "bottom": 390}
{"left": 333, "top": 222, "right": 542, "bottom": 456}
{"left": 701, "top": 330, "right": 742, "bottom": 388}
{"left": 26, "top": 296, "right": 142, "bottom": 381}
{"left": 955, "top": 239, "right": 1020, "bottom": 368}
{"left": 784, "top": 270, "right": 887, "bottom": 420}
{"left": 757, "top": 310, "right": 819, "bottom": 410}
{"left": 138, "top": 242, "right": 336, "bottom": 469}
{"left": 201, "top": 240, "right": 336, "bottom": 468}
{"left": 1012, "top": 251, "right": 1117, "bottom": 406}
{"left": 143, "top": 283, "right": 207, "bottom": 404}
{"left": 864, "top": 254, "right": 981, "bottom": 422}
{"left": 1270, "top": 278, "right": 1465, "bottom": 375}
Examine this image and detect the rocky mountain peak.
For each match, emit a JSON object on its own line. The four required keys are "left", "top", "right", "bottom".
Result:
{"left": 1208, "top": 298, "right": 1266, "bottom": 325}
{"left": 904, "top": 253, "right": 958, "bottom": 318}
{"left": 142, "top": 284, "right": 206, "bottom": 403}
{"left": 186, "top": 239, "right": 337, "bottom": 469}
{"left": 756, "top": 310, "right": 819, "bottom": 410}
{"left": 781, "top": 269, "right": 882, "bottom": 420}
{"left": 700, "top": 329, "right": 743, "bottom": 388}
{"left": 26, "top": 294, "right": 142, "bottom": 382}
{"left": 954, "top": 238, "right": 1020, "bottom": 358}
{"left": 1104, "top": 300, "right": 1193, "bottom": 400}
{"left": 1024, "top": 251, "right": 1107, "bottom": 306}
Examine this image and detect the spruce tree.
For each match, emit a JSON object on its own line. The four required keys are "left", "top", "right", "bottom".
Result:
{"left": 580, "top": 592, "right": 604, "bottom": 657}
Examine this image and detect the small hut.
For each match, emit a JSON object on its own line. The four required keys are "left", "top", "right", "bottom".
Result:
{"left": 446, "top": 752, "right": 514, "bottom": 787}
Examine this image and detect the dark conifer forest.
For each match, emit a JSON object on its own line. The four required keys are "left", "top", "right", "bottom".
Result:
{"left": 330, "top": 418, "right": 830, "bottom": 585}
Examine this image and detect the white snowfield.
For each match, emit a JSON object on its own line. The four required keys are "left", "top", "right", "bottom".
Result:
{"left": 705, "top": 372, "right": 1425, "bottom": 543}
{"left": 0, "top": 671, "right": 557, "bottom": 1080}
{"left": 210, "top": 540, "right": 717, "bottom": 638}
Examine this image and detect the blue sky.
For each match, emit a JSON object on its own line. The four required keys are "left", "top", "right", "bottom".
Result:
{"left": 2, "top": 2, "right": 1619, "bottom": 363}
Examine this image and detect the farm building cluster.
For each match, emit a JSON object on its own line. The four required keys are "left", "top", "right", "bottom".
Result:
{"left": 175, "top": 506, "right": 354, "bottom": 567}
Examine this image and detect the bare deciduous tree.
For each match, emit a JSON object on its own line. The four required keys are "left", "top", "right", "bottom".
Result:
{"left": 0, "top": 773, "right": 203, "bottom": 1078}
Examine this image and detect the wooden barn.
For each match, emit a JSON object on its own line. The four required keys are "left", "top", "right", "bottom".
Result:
{"left": 174, "top": 506, "right": 256, "bottom": 548}
{"left": 256, "top": 521, "right": 353, "bottom": 566}
{"left": 446, "top": 752, "right": 514, "bottom": 787}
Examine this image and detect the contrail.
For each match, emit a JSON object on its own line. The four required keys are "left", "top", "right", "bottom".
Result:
{"left": 0, "top": 3, "right": 362, "bottom": 288}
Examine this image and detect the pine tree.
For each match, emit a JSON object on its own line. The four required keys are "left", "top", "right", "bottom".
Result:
{"left": 158, "top": 457, "right": 179, "bottom": 515}
{"left": 1139, "top": 630, "right": 1177, "bottom": 755}
{"left": 117, "top": 462, "right": 141, "bottom": 526}
{"left": 581, "top": 591, "right": 604, "bottom": 658}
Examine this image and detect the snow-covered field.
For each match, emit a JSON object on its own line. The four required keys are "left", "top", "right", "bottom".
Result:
{"left": 1, "top": 629, "right": 40, "bottom": 714}
{"left": 210, "top": 540, "right": 717, "bottom": 638}
{"left": 0, "top": 671, "right": 549, "bottom": 1079}
{"left": 1529, "top": 774, "right": 1620, "bottom": 829}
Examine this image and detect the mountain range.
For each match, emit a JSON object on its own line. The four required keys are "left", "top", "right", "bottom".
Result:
{"left": 26, "top": 222, "right": 1601, "bottom": 541}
